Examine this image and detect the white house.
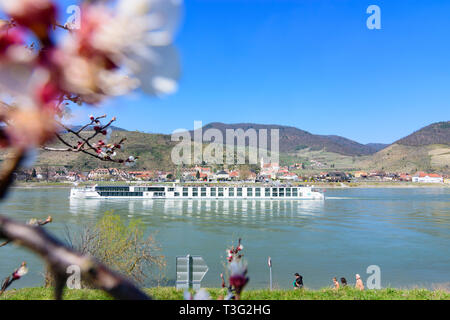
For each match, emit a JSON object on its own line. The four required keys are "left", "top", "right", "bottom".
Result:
{"left": 215, "top": 170, "right": 230, "bottom": 181}
{"left": 278, "top": 173, "right": 299, "bottom": 181}
{"left": 412, "top": 172, "right": 443, "bottom": 183}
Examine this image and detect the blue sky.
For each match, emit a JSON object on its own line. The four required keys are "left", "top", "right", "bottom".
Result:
{"left": 61, "top": 1, "right": 450, "bottom": 143}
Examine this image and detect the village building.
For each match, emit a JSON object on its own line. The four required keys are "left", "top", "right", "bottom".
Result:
{"left": 278, "top": 172, "right": 299, "bottom": 181}
{"left": 260, "top": 158, "right": 280, "bottom": 179}
{"left": 354, "top": 171, "right": 368, "bottom": 178}
{"left": 128, "top": 171, "right": 154, "bottom": 180}
{"left": 215, "top": 170, "right": 230, "bottom": 181}
{"left": 412, "top": 172, "right": 444, "bottom": 183}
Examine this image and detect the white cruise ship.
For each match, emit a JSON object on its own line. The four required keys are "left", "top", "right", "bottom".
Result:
{"left": 70, "top": 185, "right": 325, "bottom": 200}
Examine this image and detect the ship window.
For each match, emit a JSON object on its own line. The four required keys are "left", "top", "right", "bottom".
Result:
{"left": 293, "top": 188, "right": 298, "bottom": 196}
{"left": 272, "top": 188, "right": 278, "bottom": 197}
{"left": 218, "top": 188, "right": 224, "bottom": 197}
{"left": 174, "top": 192, "right": 180, "bottom": 197}
{"left": 201, "top": 187, "right": 207, "bottom": 196}
{"left": 229, "top": 188, "right": 234, "bottom": 196}
{"left": 96, "top": 186, "right": 129, "bottom": 192}
{"left": 265, "top": 188, "right": 270, "bottom": 197}
{"left": 211, "top": 188, "right": 216, "bottom": 196}
{"left": 237, "top": 188, "right": 242, "bottom": 197}
{"left": 255, "top": 188, "right": 261, "bottom": 197}
{"left": 279, "top": 188, "right": 285, "bottom": 197}
{"left": 286, "top": 188, "right": 291, "bottom": 196}
{"left": 168, "top": 187, "right": 175, "bottom": 192}
{"left": 148, "top": 187, "right": 165, "bottom": 192}
{"left": 192, "top": 188, "right": 198, "bottom": 196}
{"left": 247, "top": 188, "right": 253, "bottom": 196}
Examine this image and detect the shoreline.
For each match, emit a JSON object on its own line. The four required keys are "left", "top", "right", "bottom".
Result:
{"left": 10, "top": 182, "right": 450, "bottom": 189}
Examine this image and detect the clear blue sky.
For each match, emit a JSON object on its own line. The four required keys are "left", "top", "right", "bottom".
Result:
{"left": 62, "top": 1, "right": 450, "bottom": 143}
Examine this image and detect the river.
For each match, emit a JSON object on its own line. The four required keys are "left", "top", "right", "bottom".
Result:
{"left": 0, "top": 187, "right": 449, "bottom": 290}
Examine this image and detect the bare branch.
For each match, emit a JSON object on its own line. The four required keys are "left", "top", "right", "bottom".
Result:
{"left": 44, "top": 115, "right": 134, "bottom": 164}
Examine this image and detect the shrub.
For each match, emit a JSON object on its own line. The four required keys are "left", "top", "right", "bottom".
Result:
{"left": 46, "top": 211, "right": 165, "bottom": 288}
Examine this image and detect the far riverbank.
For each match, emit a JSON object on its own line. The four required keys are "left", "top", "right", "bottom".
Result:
{"left": 10, "top": 181, "right": 450, "bottom": 189}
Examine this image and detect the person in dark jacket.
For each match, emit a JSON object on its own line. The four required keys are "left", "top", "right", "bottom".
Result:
{"left": 293, "top": 273, "right": 303, "bottom": 289}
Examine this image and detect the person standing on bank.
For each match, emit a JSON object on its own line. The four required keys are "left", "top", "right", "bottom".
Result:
{"left": 355, "top": 274, "right": 365, "bottom": 291}
{"left": 293, "top": 273, "right": 303, "bottom": 289}
{"left": 333, "top": 277, "right": 340, "bottom": 290}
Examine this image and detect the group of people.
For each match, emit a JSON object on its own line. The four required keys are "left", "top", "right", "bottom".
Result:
{"left": 293, "top": 273, "right": 365, "bottom": 290}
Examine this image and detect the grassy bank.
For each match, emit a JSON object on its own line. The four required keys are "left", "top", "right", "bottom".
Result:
{"left": 1, "top": 287, "right": 449, "bottom": 300}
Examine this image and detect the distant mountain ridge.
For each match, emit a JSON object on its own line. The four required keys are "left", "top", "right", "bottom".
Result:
{"left": 365, "top": 143, "right": 390, "bottom": 152}
{"left": 24, "top": 120, "right": 448, "bottom": 173}
{"left": 194, "top": 122, "right": 381, "bottom": 156}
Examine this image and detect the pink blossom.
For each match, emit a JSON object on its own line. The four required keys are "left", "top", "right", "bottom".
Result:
{"left": 12, "top": 262, "right": 28, "bottom": 280}
{"left": 0, "top": 0, "right": 57, "bottom": 41}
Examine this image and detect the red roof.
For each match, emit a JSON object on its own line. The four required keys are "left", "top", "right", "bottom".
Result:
{"left": 229, "top": 171, "right": 239, "bottom": 177}
{"left": 416, "top": 172, "right": 442, "bottom": 178}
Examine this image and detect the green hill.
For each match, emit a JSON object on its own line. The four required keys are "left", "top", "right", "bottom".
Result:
{"left": 358, "top": 121, "right": 450, "bottom": 173}
{"left": 395, "top": 121, "right": 450, "bottom": 146}
{"left": 357, "top": 143, "right": 450, "bottom": 173}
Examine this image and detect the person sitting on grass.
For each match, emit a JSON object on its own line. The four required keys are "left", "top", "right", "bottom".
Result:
{"left": 293, "top": 273, "right": 303, "bottom": 289}
{"left": 355, "top": 274, "right": 365, "bottom": 291}
{"left": 333, "top": 277, "right": 340, "bottom": 290}
{"left": 340, "top": 277, "right": 348, "bottom": 287}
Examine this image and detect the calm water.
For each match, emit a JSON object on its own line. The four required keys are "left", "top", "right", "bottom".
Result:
{"left": 0, "top": 187, "right": 449, "bottom": 290}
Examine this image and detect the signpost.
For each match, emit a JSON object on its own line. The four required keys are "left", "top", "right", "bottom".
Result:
{"left": 268, "top": 256, "right": 273, "bottom": 290}
{"left": 176, "top": 255, "right": 209, "bottom": 290}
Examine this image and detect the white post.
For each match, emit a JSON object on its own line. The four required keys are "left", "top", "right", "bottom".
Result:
{"left": 268, "top": 256, "right": 273, "bottom": 290}
{"left": 187, "top": 254, "right": 191, "bottom": 289}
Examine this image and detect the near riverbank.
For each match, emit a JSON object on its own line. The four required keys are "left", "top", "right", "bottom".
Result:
{"left": 1, "top": 287, "right": 449, "bottom": 300}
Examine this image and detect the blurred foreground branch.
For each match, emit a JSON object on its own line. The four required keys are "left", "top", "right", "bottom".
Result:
{"left": 0, "top": 215, "right": 52, "bottom": 248}
{"left": 0, "top": 215, "right": 150, "bottom": 300}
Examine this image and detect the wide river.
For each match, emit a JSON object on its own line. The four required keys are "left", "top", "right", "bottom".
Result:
{"left": 1, "top": 187, "right": 449, "bottom": 290}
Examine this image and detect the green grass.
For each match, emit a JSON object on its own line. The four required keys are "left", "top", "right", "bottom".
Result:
{"left": 1, "top": 287, "right": 449, "bottom": 300}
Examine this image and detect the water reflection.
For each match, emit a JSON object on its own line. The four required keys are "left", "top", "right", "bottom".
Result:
{"left": 70, "top": 198, "right": 325, "bottom": 222}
